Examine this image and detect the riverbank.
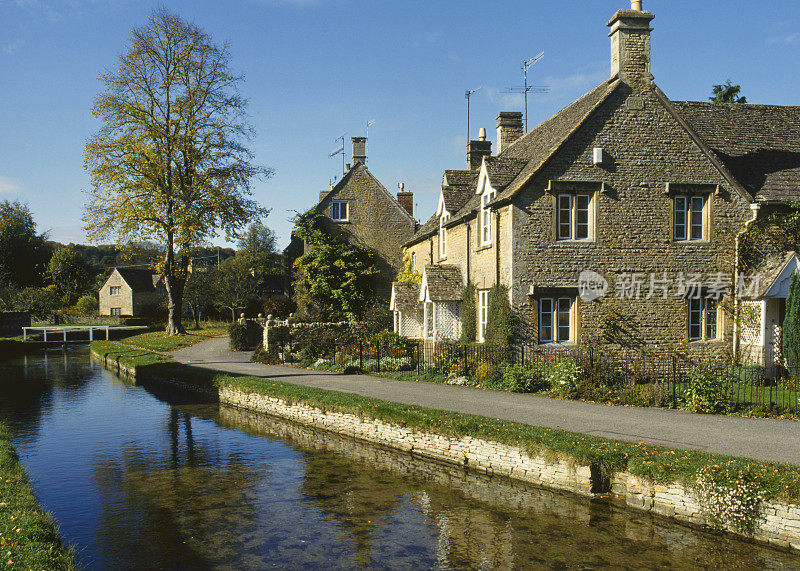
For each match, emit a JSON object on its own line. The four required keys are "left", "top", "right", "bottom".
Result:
{"left": 91, "top": 339, "right": 800, "bottom": 552}
{"left": 0, "top": 423, "right": 75, "bottom": 569}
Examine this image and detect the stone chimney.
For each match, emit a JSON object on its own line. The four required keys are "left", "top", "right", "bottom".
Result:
{"left": 319, "top": 184, "right": 333, "bottom": 203}
{"left": 496, "top": 112, "right": 523, "bottom": 153}
{"left": 607, "top": 0, "right": 654, "bottom": 88}
{"left": 466, "top": 128, "right": 491, "bottom": 170}
{"left": 352, "top": 136, "right": 367, "bottom": 165}
{"left": 396, "top": 182, "right": 413, "bottom": 217}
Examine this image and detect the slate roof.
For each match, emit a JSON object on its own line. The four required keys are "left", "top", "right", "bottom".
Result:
{"left": 421, "top": 265, "right": 463, "bottom": 301}
{"left": 670, "top": 101, "right": 800, "bottom": 202}
{"left": 116, "top": 268, "right": 161, "bottom": 292}
{"left": 404, "top": 79, "right": 620, "bottom": 246}
{"left": 390, "top": 282, "right": 421, "bottom": 311}
{"left": 746, "top": 251, "right": 798, "bottom": 299}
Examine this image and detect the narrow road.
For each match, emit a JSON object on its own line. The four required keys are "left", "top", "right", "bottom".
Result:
{"left": 170, "top": 336, "right": 800, "bottom": 466}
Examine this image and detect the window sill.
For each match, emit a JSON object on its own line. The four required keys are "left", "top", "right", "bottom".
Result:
{"left": 332, "top": 219, "right": 351, "bottom": 224}
{"left": 537, "top": 341, "right": 576, "bottom": 348}
{"left": 687, "top": 338, "right": 724, "bottom": 344}
{"left": 554, "top": 239, "right": 596, "bottom": 245}
{"left": 475, "top": 243, "right": 493, "bottom": 253}
{"left": 674, "top": 239, "right": 710, "bottom": 245}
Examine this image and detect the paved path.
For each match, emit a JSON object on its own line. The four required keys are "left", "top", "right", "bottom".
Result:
{"left": 170, "top": 336, "right": 800, "bottom": 466}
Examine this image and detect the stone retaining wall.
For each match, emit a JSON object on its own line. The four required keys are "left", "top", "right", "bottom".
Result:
{"left": 91, "top": 349, "right": 800, "bottom": 552}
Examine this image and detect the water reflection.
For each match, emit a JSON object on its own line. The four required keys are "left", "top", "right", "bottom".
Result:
{"left": 0, "top": 346, "right": 798, "bottom": 569}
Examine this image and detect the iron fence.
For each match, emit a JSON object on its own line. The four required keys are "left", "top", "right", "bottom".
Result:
{"left": 269, "top": 337, "right": 800, "bottom": 416}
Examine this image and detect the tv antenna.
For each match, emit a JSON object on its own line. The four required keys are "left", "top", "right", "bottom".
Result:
{"left": 329, "top": 133, "right": 346, "bottom": 175}
{"left": 465, "top": 86, "right": 482, "bottom": 143}
{"left": 505, "top": 52, "right": 548, "bottom": 131}
{"left": 365, "top": 119, "right": 375, "bottom": 158}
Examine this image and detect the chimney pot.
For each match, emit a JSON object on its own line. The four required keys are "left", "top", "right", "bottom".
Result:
{"left": 396, "top": 183, "right": 414, "bottom": 217}
{"left": 607, "top": 2, "right": 654, "bottom": 87}
{"left": 466, "top": 133, "right": 492, "bottom": 170}
{"left": 496, "top": 112, "right": 523, "bottom": 153}
{"left": 351, "top": 136, "right": 367, "bottom": 165}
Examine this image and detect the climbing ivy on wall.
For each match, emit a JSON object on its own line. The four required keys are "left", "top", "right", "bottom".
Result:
{"left": 459, "top": 282, "right": 476, "bottom": 344}
{"left": 291, "top": 210, "right": 379, "bottom": 322}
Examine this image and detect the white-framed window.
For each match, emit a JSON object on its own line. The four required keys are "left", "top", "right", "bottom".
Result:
{"left": 539, "top": 297, "right": 573, "bottom": 343}
{"left": 439, "top": 213, "right": 450, "bottom": 259}
{"left": 557, "top": 194, "right": 591, "bottom": 240}
{"left": 688, "top": 298, "right": 719, "bottom": 340}
{"left": 109, "top": 286, "right": 121, "bottom": 295}
{"left": 110, "top": 307, "right": 122, "bottom": 316}
{"left": 478, "top": 289, "right": 490, "bottom": 342}
{"left": 479, "top": 190, "right": 496, "bottom": 246}
{"left": 331, "top": 200, "right": 349, "bottom": 221}
{"left": 674, "top": 195, "right": 706, "bottom": 241}
{"left": 411, "top": 251, "right": 416, "bottom": 270}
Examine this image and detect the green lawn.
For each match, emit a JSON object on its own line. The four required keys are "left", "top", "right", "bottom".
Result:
{"left": 92, "top": 340, "right": 800, "bottom": 505}
{"left": 0, "top": 424, "right": 76, "bottom": 569}
{"left": 121, "top": 325, "right": 227, "bottom": 352}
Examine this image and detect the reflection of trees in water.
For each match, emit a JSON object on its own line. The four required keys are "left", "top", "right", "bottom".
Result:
{"left": 90, "top": 409, "right": 261, "bottom": 569}
{"left": 0, "top": 346, "right": 95, "bottom": 439}
{"left": 217, "top": 406, "right": 799, "bottom": 569}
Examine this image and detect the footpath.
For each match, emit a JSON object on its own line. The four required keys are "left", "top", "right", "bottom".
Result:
{"left": 170, "top": 336, "right": 800, "bottom": 467}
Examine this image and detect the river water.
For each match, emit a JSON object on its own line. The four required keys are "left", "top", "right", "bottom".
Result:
{"left": 0, "top": 345, "right": 798, "bottom": 569}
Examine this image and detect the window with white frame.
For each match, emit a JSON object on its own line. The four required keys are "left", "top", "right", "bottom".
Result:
{"left": 411, "top": 251, "right": 416, "bottom": 270}
{"left": 688, "top": 297, "right": 719, "bottom": 340}
{"left": 674, "top": 195, "right": 706, "bottom": 241}
{"left": 539, "top": 297, "right": 574, "bottom": 343}
{"left": 110, "top": 307, "right": 122, "bottom": 316}
{"left": 439, "top": 213, "right": 450, "bottom": 259}
{"left": 479, "top": 190, "right": 496, "bottom": 246}
{"left": 557, "top": 194, "right": 591, "bottom": 240}
{"left": 331, "top": 200, "right": 348, "bottom": 221}
{"left": 478, "top": 290, "right": 490, "bottom": 342}
{"left": 109, "top": 286, "right": 121, "bottom": 295}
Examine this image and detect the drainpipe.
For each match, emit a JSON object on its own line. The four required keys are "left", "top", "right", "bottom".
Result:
{"left": 429, "top": 237, "right": 434, "bottom": 266}
{"left": 466, "top": 220, "right": 471, "bottom": 282}
{"left": 733, "top": 202, "right": 760, "bottom": 362}
{"left": 495, "top": 210, "right": 501, "bottom": 286}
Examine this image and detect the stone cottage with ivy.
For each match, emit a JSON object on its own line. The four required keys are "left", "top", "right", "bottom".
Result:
{"left": 288, "top": 136, "right": 417, "bottom": 303}
{"left": 393, "top": 1, "right": 800, "bottom": 366}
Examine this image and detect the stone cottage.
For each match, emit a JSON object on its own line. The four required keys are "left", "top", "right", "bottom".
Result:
{"left": 99, "top": 268, "right": 164, "bottom": 317}
{"left": 288, "top": 136, "right": 418, "bottom": 299}
{"left": 395, "top": 1, "right": 800, "bottom": 366}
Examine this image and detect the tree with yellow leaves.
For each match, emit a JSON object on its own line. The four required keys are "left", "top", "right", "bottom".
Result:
{"left": 84, "top": 9, "right": 270, "bottom": 334}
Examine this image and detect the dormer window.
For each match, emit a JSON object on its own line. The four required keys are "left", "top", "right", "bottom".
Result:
{"left": 439, "top": 213, "right": 450, "bottom": 259}
{"left": 480, "top": 189, "right": 496, "bottom": 246}
{"left": 331, "top": 201, "right": 348, "bottom": 221}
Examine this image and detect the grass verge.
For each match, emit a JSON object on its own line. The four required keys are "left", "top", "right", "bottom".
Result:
{"left": 92, "top": 340, "right": 800, "bottom": 505}
{"left": 0, "top": 424, "right": 75, "bottom": 569}
{"left": 120, "top": 325, "right": 227, "bottom": 352}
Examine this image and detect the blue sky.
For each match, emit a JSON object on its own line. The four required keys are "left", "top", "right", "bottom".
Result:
{"left": 1, "top": 0, "right": 798, "bottom": 250}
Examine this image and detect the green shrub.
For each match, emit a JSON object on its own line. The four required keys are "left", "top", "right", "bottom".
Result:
{"left": 545, "top": 359, "right": 583, "bottom": 398}
{"left": 228, "top": 322, "right": 249, "bottom": 351}
{"left": 263, "top": 295, "right": 296, "bottom": 318}
{"left": 616, "top": 383, "right": 670, "bottom": 407}
{"left": 494, "top": 363, "right": 548, "bottom": 393}
{"left": 460, "top": 282, "right": 476, "bottom": 343}
{"left": 484, "top": 284, "right": 513, "bottom": 350}
{"left": 475, "top": 360, "right": 500, "bottom": 385}
{"left": 365, "top": 330, "right": 409, "bottom": 350}
{"left": 685, "top": 364, "right": 732, "bottom": 413}
{"left": 784, "top": 272, "right": 800, "bottom": 373}
{"left": 75, "top": 294, "right": 99, "bottom": 314}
